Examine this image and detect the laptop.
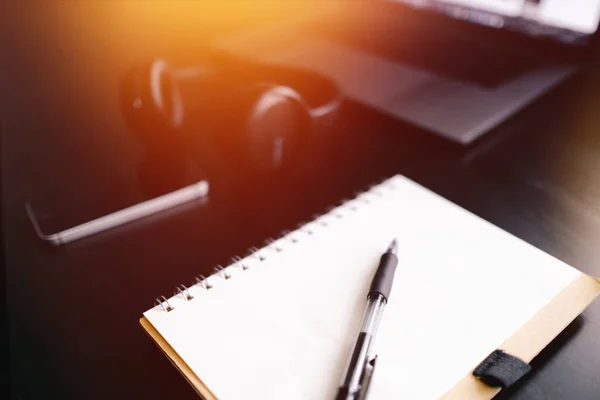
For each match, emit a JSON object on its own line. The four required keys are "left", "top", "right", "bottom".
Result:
{"left": 212, "top": 0, "right": 600, "bottom": 144}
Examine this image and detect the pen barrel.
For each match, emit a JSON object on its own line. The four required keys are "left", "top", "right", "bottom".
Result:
{"left": 368, "top": 252, "right": 398, "bottom": 302}
{"left": 337, "top": 332, "right": 371, "bottom": 400}
{"left": 334, "top": 387, "right": 352, "bottom": 400}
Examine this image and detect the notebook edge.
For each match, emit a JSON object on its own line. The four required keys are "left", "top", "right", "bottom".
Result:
{"left": 440, "top": 271, "right": 600, "bottom": 399}
{"left": 140, "top": 317, "right": 217, "bottom": 400}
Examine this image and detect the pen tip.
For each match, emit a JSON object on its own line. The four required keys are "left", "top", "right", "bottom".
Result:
{"left": 388, "top": 239, "right": 398, "bottom": 255}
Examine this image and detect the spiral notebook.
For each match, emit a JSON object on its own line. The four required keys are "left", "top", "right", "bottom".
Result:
{"left": 140, "top": 175, "right": 600, "bottom": 400}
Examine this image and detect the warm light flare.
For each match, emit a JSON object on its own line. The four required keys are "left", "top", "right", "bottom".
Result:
{"left": 114, "top": 1, "right": 321, "bottom": 37}
{"left": 52, "top": 0, "right": 337, "bottom": 66}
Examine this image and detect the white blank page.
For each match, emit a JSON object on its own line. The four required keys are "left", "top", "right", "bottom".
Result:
{"left": 144, "top": 175, "right": 579, "bottom": 400}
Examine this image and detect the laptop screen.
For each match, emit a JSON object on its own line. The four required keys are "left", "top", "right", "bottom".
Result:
{"left": 394, "top": 0, "right": 600, "bottom": 42}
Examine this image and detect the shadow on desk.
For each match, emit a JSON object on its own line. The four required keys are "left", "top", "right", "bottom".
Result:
{"left": 1, "top": 119, "right": 10, "bottom": 399}
{"left": 497, "top": 316, "right": 584, "bottom": 400}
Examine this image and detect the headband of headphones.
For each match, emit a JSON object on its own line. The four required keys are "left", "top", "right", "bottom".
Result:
{"left": 148, "top": 57, "right": 344, "bottom": 131}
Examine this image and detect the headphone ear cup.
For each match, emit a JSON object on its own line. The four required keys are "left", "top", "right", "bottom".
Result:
{"left": 148, "top": 59, "right": 185, "bottom": 130}
{"left": 211, "top": 84, "right": 313, "bottom": 174}
{"left": 120, "top": 63, "right": 159, "bottom": 140}
{"left": 119, "top": 60, "right": 186, "bottom": 150}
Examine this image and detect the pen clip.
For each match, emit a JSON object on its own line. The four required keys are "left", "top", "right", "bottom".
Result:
{"left": 358, "top": 355, "right": 377, "bottom": 400}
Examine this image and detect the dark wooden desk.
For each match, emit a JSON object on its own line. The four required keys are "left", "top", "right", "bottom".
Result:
{"left": 3, "top": 3, "right": 600, "bottom": 400}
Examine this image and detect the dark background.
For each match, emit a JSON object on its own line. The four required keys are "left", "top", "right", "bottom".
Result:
{"left": 2, "top": 1, "right": 600, "bottom": 399}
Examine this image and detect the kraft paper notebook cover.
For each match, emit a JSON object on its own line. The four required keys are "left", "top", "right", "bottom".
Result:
{"left": 140, "top": 175, "right": 600, "bottom": 399}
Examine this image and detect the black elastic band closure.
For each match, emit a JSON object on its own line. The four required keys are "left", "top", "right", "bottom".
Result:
{"left": 473, "top": 350, "right": 531, "bottom": 388}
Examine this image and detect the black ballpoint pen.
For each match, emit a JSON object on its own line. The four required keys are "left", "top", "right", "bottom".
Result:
{"left": 335, "top": 239, "right": 398, "bottom": 400}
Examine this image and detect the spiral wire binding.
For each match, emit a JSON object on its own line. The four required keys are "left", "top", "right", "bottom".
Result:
{"left": 151, "top": 176, "right": 399, "bottom": 312}
{"left": 176, "top": 285, "right": 193, "bottom": 301}
{"left": 195, "top": 275, "right": 213, "bottom": 290}
{"left": 155, "top": 295, "right": 174, "bottom": 312}
{"left": 214, "top": 265, "right": 231, "bottom": 280}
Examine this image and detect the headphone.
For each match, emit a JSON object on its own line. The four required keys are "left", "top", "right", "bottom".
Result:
{"left": 120, "top": 56, "right": 343, "bottom": 180}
